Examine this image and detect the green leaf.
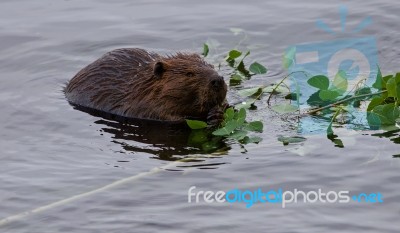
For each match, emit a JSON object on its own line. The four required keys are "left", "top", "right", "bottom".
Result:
{"left": 238, "top": 87, "right": 263, "bottom": 97}
{"left": 367, "top": 96, "right": 384, "bottom": 112}
{"left": 228, "top": 49, "right": 242, "bottom": 60}
{"left": 332, "top": 70, "right": 348, "bottom": 94}
{"left": 283, "top": 46, "right": 296, "bottom": 69}
{"left": 234, "top": 108, "right": 246, "bottom": 127}
{"left": 371, "top": 103, "right": 400, "bottom": 125}
{"left": 212, "top": 120, "right": 237, "bottom": 136}
{"left": 367, "top": 112, "right": 381, "bottom": 129}
{"left": 226, "top": 58, "right": 235, "bottom": 67}
{"left": 243, "top": 121, "right": 263, "bottom": 132}
{"left": 212, "top": 109, "right": 246, "bottom": 136}
{"left": 227, "top": 130, "right": 248, "bottom": 140}
{"left": 327, "top": 122, "right": 334, "bottom": 136}
{"left": 188, "top": 129, "right": 208, "bottom": 146}
{"left": 380, "top": 74, "right": 394, "bottom": 90}
{"left": 386, "top": 75, "right": 400, "bottom": 99}
{"left": 307, "top": 75, "right": 330, "bottom": 90}
{"left": 382, "top": 103, "right": 400, "bottom": 124}
{"left": 186, "top": 119, "right": 208, "bottom": 129}
{"left": 307, "top": 90, "right": 330, "bottom": 106}
{"left": 249, "top": 62, "right": 267, "bottom": 74}
{"left": 372, "top": 66, "right": 383, "bottom": 90}
{"left": 202, "top": 43, "right": 209, "bottom": 57}
{"left": 241, "top": 136, "right": 262, "bottom": 144}
{"left": 326, "top": 111, "right": 340, "bottom": 137}
{"left": 223, "top": 107, "right": 235, "bottom": 123}
{"left": 272, "top": 104, "right": 299, "bottom": 113}
{"left": 319, "top": 90, "right": 340, "bottom": 101}
{"left": 327, "top": 133, "right": 344, "bottom": 148}
{"left": 237, "top": 60, "right": 250, "bottom": 77}
{"left": 231, "top": 74, "right": 243, "bottom": 81}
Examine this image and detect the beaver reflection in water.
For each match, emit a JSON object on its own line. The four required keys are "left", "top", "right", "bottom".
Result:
{"left": 65, "top": 48, "right": 228, "bottom": 125}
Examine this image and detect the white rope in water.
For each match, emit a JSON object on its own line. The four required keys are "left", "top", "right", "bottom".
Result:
{"left": 0, "top": 161, "right": 181, "bottom": 227}
{"left": 0, "top": 140, "right": 281, "bottom": 227}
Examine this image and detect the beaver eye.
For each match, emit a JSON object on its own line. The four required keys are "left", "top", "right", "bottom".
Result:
{"left": 186, "top": 72, "right": 195, "bottom": 77}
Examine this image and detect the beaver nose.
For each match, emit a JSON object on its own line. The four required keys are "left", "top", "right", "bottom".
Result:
{"left": 211, "top": 76, "right": 225, "bottom": 88}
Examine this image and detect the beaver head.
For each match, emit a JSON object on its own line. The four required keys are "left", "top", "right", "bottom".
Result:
{"left": 155, "top": 54, "right": 226, "bottom": 117}
{"left": 119, "top": 52, "right": 227, "bottom": 121}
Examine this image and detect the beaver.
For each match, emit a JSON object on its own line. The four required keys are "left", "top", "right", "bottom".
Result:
{"left": 65, "top": 48, "right": 227, "bottom": 124}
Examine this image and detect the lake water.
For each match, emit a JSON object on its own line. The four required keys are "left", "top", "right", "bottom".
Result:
{"left": 0, "top": 0, "right": 399, "bottom": 232}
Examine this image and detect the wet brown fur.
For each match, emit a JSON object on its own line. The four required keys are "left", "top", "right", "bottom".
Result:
{"left": 65, "top": 48, "right": 227, "bottom": 121}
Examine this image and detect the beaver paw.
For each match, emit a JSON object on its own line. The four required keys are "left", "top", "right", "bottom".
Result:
{"left": 207, "top": 106, "right": 225, "bottom": 127}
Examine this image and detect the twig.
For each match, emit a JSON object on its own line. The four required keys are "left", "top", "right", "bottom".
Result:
{"left": 303, "top": 90, "right": 387, "bottom": 115}
{"left": 267, "top": 71, "right": 309, "bottom": 105}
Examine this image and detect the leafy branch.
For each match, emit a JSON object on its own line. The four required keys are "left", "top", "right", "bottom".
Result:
{"left": 304, "top": 90, "right": 388, "bottom": 115}
{"left": 190, "top": 37, "right": 400, "bottom": 148}
{"left": 186, "top": 108, "right": 263, "bottom": 147}
{"left": 186, "top": 38, "right": 268, "bottom": 146}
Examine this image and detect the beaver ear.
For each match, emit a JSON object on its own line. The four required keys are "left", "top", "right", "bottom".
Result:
{"left": 153, "top": 61, "right": 166, "bottom": 79}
